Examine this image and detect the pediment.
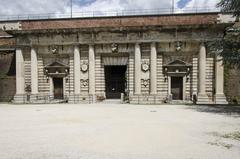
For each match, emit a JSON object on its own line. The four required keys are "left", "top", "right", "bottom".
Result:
{"left": 45, "top": 61, "right": 69, "bottom": 68}
{"left": 165, "top": 59, "right": 191, "bottom": 67}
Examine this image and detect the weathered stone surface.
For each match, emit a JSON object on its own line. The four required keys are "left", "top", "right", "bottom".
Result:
{"left": 20, "top": 14, "right": 218, "bottom": 30}
{"left": 0, "top": 13, "right": 236, "bottom": 104}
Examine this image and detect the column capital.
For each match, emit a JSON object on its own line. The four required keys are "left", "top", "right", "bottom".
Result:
{"left": 73, "top": 44, "right": 80, "bottom": 47}
{"left": 135, "top": 42, "right": 141, "bottom": 46}
{"left": 199, "top": 41, "right": 207, "bottom": 47}
{"left": 88, "top": 43, "right": 95, "bottom": 47}
{"left": 150, "top": 42, "right": 157, "bottom": 45}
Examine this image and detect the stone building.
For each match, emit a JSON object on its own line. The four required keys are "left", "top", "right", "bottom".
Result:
{"left": 0, "top": 12, "right": 234, "bottom": 104}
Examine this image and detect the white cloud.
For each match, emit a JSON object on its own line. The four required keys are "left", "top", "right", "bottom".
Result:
{"left": 0, "top": 0, "right": 220, "bottom": 17}
{"left": 0, "top": 0, "right": 70, "bottom": 15}
{"left": 183, "top": 0, "right": 220, "bottom": 8}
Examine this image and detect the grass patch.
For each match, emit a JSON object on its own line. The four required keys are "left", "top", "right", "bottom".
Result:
{"left": 208, "top": 141, "right": 233, "bottom": 149}
{"left": 221, "top": 131, "right": 240, "bottom": 141}
{"left": 208, "top": 131, "right": 240, "bottom": 141}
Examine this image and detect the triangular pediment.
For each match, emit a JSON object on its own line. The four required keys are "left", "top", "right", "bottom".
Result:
{"left": 165, "top": 59, "right": 191, "bottom": 67}
{"left": 45, "top": 61, "right": 69, "bottom": 68}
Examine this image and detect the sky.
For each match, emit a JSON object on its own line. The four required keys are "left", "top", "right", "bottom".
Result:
{"left": 0, "top": 0, "right": 220, "bottom": 16}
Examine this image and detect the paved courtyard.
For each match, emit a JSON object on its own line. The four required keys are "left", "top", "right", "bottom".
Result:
{"left": 0, "top": 103, "right": 239, "bottom": 159}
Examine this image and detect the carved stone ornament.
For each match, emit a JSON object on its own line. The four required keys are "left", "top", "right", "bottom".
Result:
{"left": 175, "top": 41, "right": 182, "bottom": 52}
{"left": 80, "top": 79, "right": 88, "bottom": 87}
{"left": 111, "top": 43, "right": 118, "bottom": 53}
{"left": 141, "top": 62, "right": 149, "bottom": 72}
{"left": 50, "top": 45, "right": 59, "bottom": 54}
{"left": 142, "top": 79, "right": 149, "bottom": 87}
{"left": 81, "top": 61, "right": 88, "bottom": 72}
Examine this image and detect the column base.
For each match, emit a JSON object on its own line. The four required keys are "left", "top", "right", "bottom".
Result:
{"left": 196, "top": 93, "right": 210, "bottom": 104}
{"left": 215, "top": 94, "right": 228, "bottom": 104}
{"left": 13, "top": 94, "right": 26, "bottom": 103}
{"left": 68, "top": 94, "right": 80, "bottom": 103}
{"left": 30, "top": 94, "right": 39, "bottom": 102}
{"left": 68, "top": 94, "right": 94, "bottom": 104}
{"left": 90, "top": 94, "right": 96, "bottom": 104}
{"left": 129, "top": 94, "right": 164, "bottom": 104}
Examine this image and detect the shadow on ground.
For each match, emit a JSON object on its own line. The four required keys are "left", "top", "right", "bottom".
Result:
{"left": 186, "top": 105, "right": 240, "bottom": 117}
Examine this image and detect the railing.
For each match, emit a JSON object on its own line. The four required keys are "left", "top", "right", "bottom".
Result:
{"left": 0, "top": 7, "right": 221, "bottom": 21}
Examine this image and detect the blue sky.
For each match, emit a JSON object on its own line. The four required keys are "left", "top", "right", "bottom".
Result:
{"left": 0, "top": 0, "right": 220, "bottom": 15}
{"left": 177, "top": 0, "right": 192, "bottom": 9}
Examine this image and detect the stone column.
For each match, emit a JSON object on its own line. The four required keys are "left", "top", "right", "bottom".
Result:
{"left": 89, "top": 44, "right": 95, "bottom": 100}
{"left": 168, "top": 76, "right": 171, "bottom": 96}
{"left": 197, "top": 42, "right": 209, "bottom": 104}
{"left": 134, "top": 43, "right": 141, "bottom": 95}
{"left": 150, "top": 42, "right": 157, "bottom": 95}
{"left": 30, "top": 47, "right": 38, "bottom": 100}
{"left": 49, "top": 77, "right": 54, "bottom": 99}
{"left": 14, "top": 48, "right": 25, "bottom": 103}
{"left": 74, "top": 45, "right": 80, "bottom": 95}
{"left": 215, "top": 55, "right": 228, "bottom": 104}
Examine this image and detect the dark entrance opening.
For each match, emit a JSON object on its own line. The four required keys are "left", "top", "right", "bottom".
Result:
{"left": 105, "top": 66, "right": 127, "bottom": 99}
{"left": 171, "top": 76, "right": 183, "bottom": 100}
{"left": 53, "top": 77, "right": 63, "bottom": 99}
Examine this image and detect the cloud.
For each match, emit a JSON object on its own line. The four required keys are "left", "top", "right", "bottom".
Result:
{"left": 0, "top": 0, "right": 220, "bottom": 16}
{"left": 0, "top": 0, "right": 69, "bottom": 15}
{"left": 183, "top": 0, "right": 220, "bottom": 8}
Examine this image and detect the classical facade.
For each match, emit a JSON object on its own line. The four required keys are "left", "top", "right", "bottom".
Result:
{"left": 1, "top": 13, "right": 233, "bottom": 104}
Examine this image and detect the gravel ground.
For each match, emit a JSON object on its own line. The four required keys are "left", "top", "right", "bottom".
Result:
{"left": 0, "top": 103, "right": 239, "bottom": 159}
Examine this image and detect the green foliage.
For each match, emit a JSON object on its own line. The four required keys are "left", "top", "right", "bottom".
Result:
{"left": 208, "top": 24, "right": 240, "bottom": 67}
{"left": 217, "top": 0, "right": 240, "bottom": 21}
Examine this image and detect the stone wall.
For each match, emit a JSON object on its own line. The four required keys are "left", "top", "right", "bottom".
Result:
{"left": 20, "top": 14, "right": 218, "bottom": 30}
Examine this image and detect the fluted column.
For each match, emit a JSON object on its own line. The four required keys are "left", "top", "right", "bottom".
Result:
{"left": 31, "top": 47, "right": 38, "bottom": 95}
{"left": 89, "top": 44, "right": 95, "bottom": 96}
{"left": 197, "top": 42, "right": 209, "bottom": 104}
{"left": 150, "top": 42, "right": 157, "bottom": 94}
{"left": 215, "top": 55, "right": 228, "bottom": 104}
{"left": 134, "top": 43, "right": 141, "bottom": 95}
{"left": 74, "top": 45, "right": 80, "bottom": 95}
{"left": 14, "top": 48, "right": 25, "bottom": 103}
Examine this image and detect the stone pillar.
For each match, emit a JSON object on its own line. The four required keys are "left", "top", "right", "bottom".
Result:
{"left": 168, "top": 76, "right": 171, "bottom": 96}
{"left": 49, "top": 77, "right": 54, "bottom": 99}
{"left": 150, "top": 42, "right": 157, "bottom": 95}
{"left": 134, "top": 43, "right": 141, "bottom": 95}
{"left": 74, "top": 45, "right": 80, "bottom": 95}
{"left": 89, "top": 44, "right": 95, "bottom": 101}
{"left": 14, "top": 48, "right": 25, "bottom": 103}
{"left": 197, "top": 43, "right": 209, "bottom": 104}
{"left": 215, "top": 55, "right": 228, "bottom": 104}
{"left": 30, "top": 47, "right": 38, "bottom": 101}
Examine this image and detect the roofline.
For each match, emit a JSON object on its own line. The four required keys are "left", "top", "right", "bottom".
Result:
{"left": 0, "top": 12, "right": 221, "bottom": 23}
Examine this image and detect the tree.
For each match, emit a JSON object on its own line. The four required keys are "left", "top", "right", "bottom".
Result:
{"left": 208, "top": 23, "right": 240, "bottom": 67}
{"left": 217, "top": 0, "right": 240, "bottom": 21}
{"left": 208, "top": 0, "right": 240, "bottom": 67}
